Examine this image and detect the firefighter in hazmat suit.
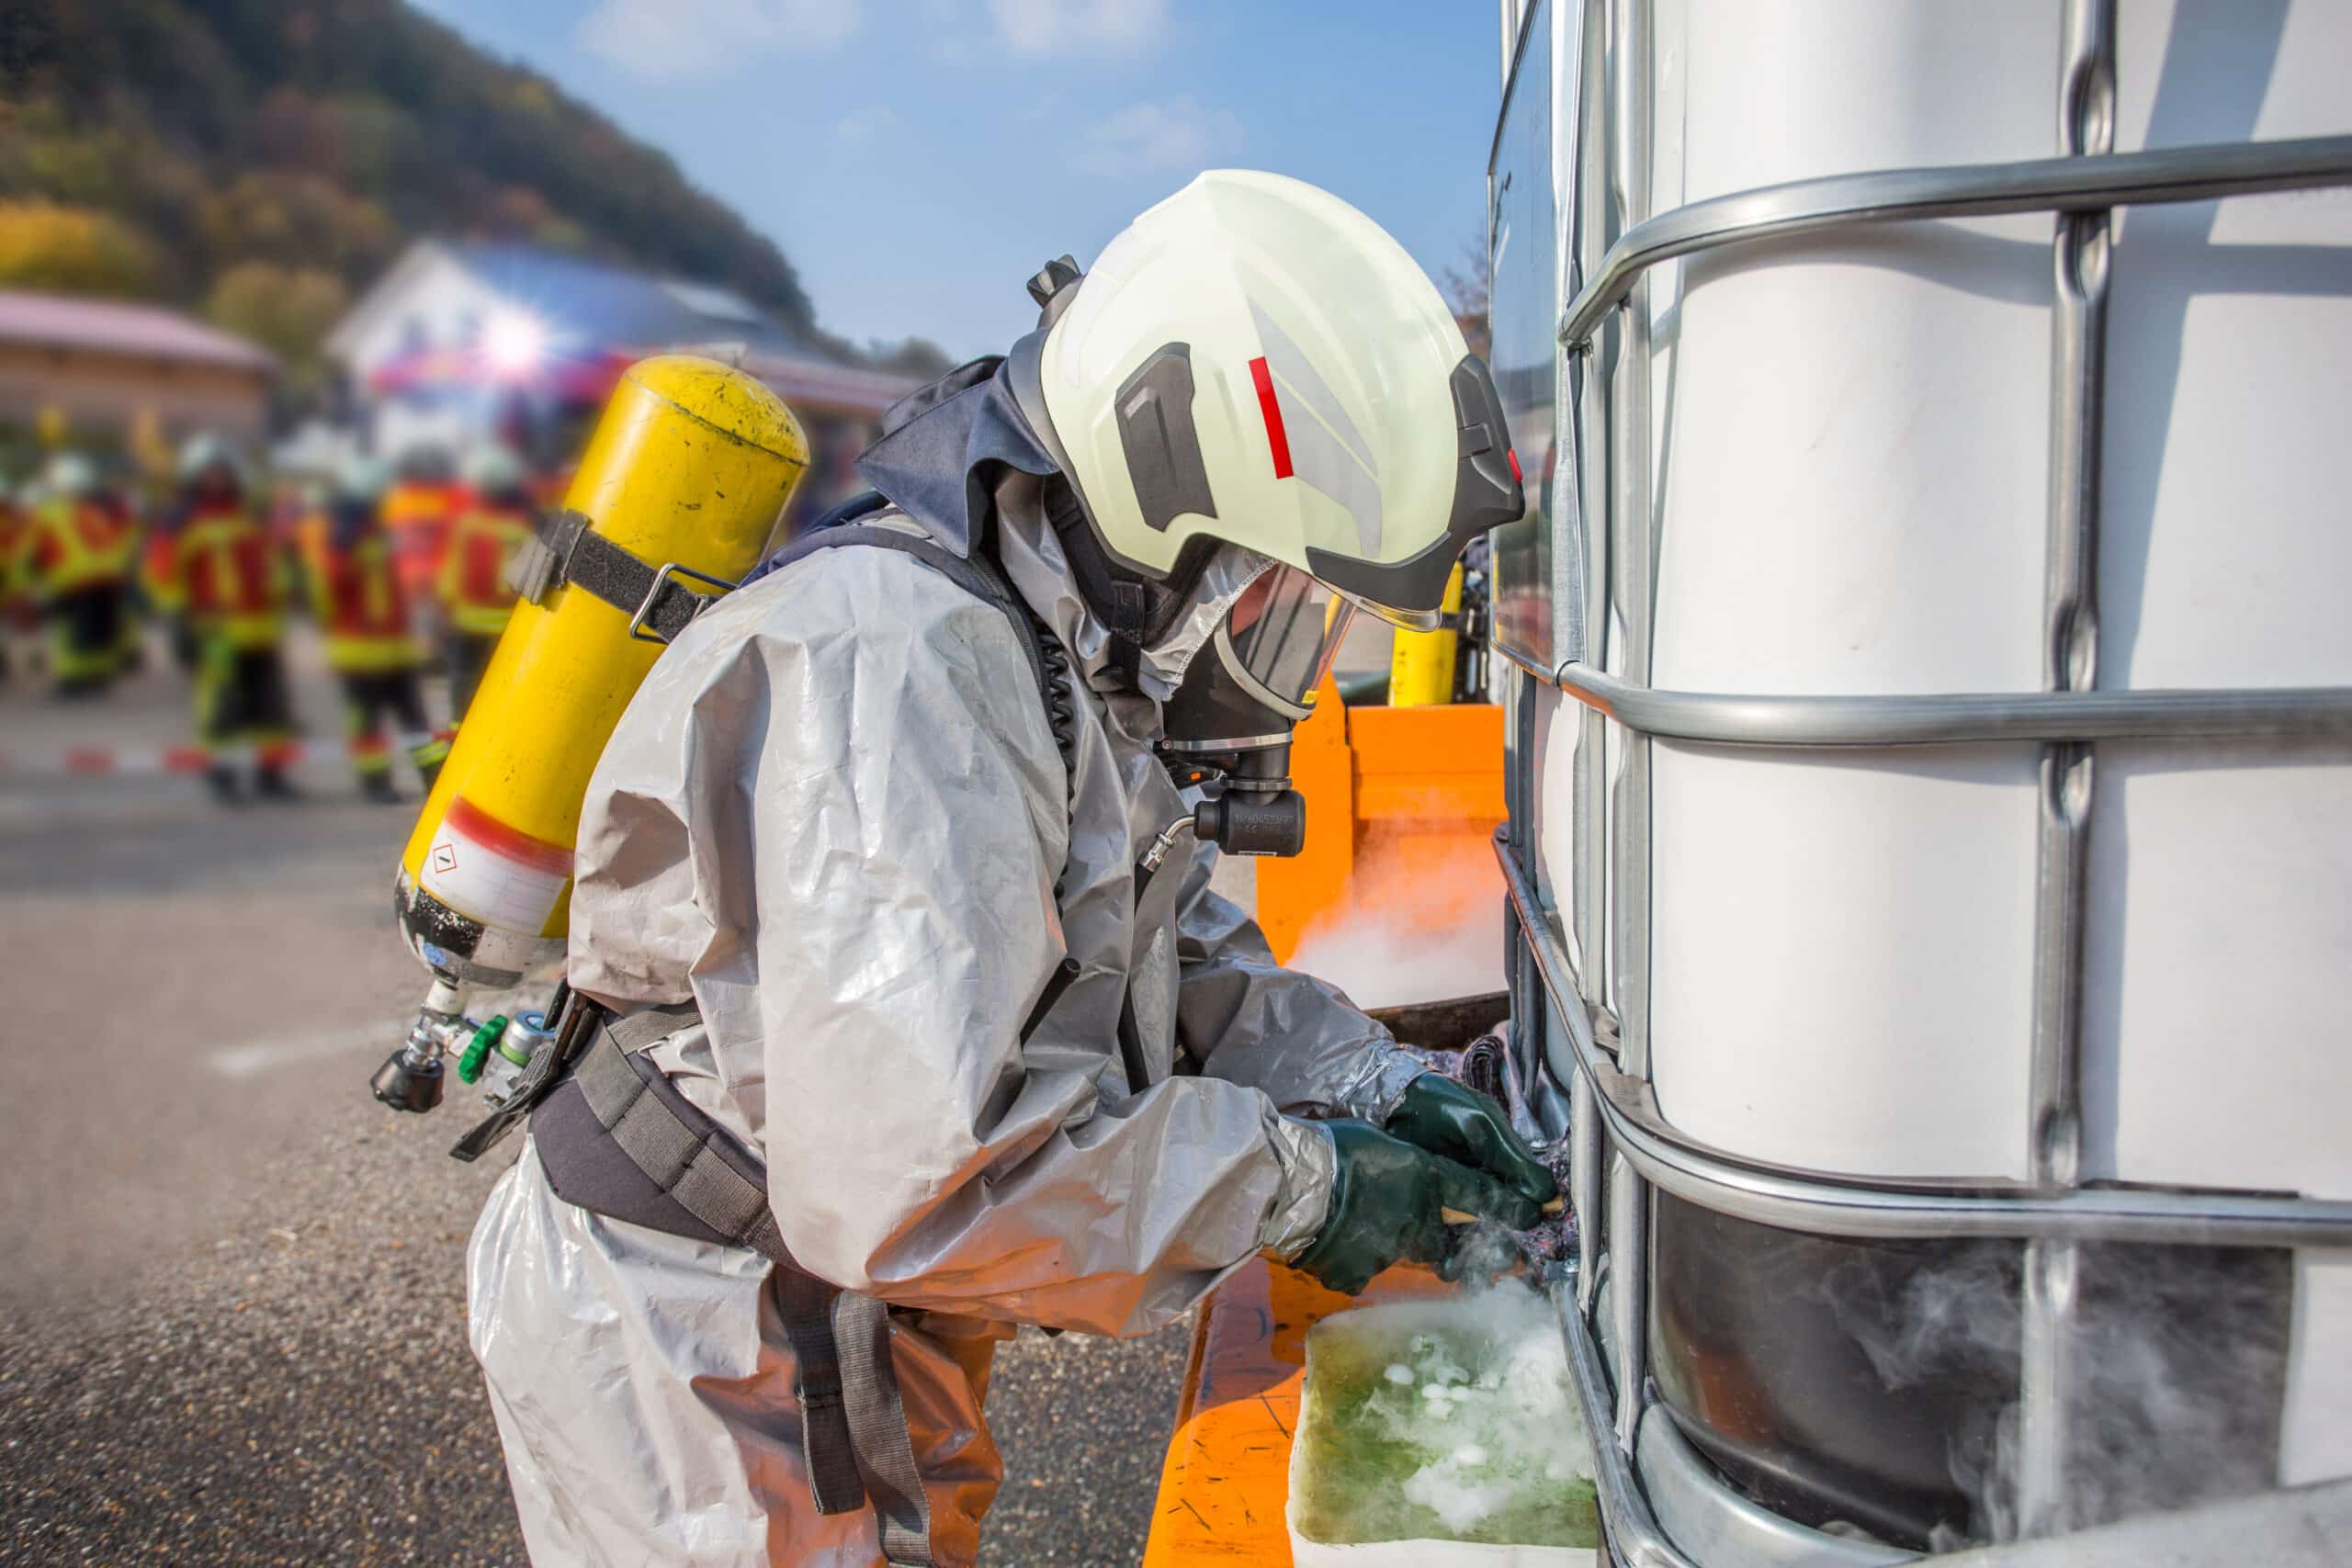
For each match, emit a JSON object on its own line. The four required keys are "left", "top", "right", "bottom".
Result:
{"left": 467, "top": 171, "right": 1555, "bottom": 1568}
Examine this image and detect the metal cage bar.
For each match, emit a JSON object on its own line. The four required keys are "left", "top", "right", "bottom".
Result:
{"left": 1556, "top": 133, "right": 2352, "bottom": 348}
{"left": 1600, "top": 0, "right": 1657, "bottom": 1460}
{"left": 2017, "top": 1, "right": 2116, "bottom": 1534}
{"left": 1500, "top": 833, "right": 2352, "bottom": 1249}
{"left": 1552, "top": 1272, "right": 1704, "bottom": 1568}
{"left": 1550, "top": 665, "right": 2352, "bottom": 745}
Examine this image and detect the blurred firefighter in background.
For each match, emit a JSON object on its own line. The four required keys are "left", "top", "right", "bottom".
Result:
{"left": 141, "top": 472, "right": 198, "bottom": 677}
{"left": 0, "top": 472, "right": 22, "bottom": 685}
{"left": 438, "top": 445, "right": 536, "bottom": 721}
{"left": 309, "top": 456, "right": 448, "bottom": 804}
{"left": 15, "top": 452, "right": 140, "bottom": 698}
{"left": 384, "top": 446, "right": 460, "bottom": 647}
{"left": 164, "top": 434, "right": 301, "bottom": 803}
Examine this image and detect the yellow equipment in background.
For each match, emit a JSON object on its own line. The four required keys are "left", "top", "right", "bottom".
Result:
{"left": 375, "top": 355, "right": 807, "bottom": 1115}
{"left": 1385, "top": 559, "right": 1464, "bottom": 708}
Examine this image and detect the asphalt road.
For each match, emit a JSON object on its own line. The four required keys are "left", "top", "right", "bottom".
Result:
{"left": 0, "top": 627, "right": 1205, "bottom": 1566}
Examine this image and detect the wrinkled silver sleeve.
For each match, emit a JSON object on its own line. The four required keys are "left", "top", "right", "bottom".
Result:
{"left": 1170, "top": 838, "right": 1430, "bottom": 1123}
{"left": 1260, "top": 1115, "right": 1339, "bottom": 1260}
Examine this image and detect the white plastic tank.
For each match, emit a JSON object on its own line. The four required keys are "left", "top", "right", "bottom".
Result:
{"left": 1542, "top": 0, "right": 2352, "bottom": 1489}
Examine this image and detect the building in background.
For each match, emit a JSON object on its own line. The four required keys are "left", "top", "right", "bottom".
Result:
{"left": 325, "top": 241, "right": 919, "bottom": 525}
{"left": 0, "top": 289, "right": 276, "bottom": 460}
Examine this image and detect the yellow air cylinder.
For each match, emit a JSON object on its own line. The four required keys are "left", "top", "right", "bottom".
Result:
{"left": 1385, "top": 559, "right": 1464, "bottom": 707}
{"left": 396, "top": 355, "right": 807, "bottom": 985}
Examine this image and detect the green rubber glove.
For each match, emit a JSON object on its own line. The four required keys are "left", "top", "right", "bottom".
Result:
{"left": 1291, "top": 1121, "right": 1544, "bottom": 1296}
{"left": 1384, "top": 1075, "right": 1559, "bottom": 1210}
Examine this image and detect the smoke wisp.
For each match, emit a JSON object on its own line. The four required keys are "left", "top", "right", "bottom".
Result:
{"left": 1822, "top": 1239, "right": 2292, "bottom": 1549}
{"left": 1288, "top": 886, "right": 1502, "bottom": 1011}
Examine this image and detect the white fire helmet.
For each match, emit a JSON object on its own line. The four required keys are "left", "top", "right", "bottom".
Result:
{"left": 43, "top": 452, "right": 100, "bottom": 500}
{"left": 176, "top": 433, "right": 246, "bottom": 488}
{"left": 463, "top": 445, "right": 526, "bottom": 495}
{"left": 1006, "top": 170, "right": 1524, "bottom": 641}
{"left": 336, "top": 454, "right": 392, "bottom": 503}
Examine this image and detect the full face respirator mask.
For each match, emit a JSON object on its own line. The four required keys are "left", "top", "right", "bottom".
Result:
{"left": 1158, "top": 563, "right": 1357, "bottom": 858}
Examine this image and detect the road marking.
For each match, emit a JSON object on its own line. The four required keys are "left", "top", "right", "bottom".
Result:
{"left": 208, "top": 1023, "right": 394, "bottom": 1079}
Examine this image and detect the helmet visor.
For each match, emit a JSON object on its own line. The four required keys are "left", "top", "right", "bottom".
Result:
{"left": 1345, "top": 592, "right": 1445, "bottom": 634}
{"left": 1214, "top": 564, "right": 1359, "bottom": 719}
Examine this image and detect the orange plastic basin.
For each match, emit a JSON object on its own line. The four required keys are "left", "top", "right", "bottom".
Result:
{"left": 1252, "top": 680, "right": 1506, "bottom": 966}
{"left": 1140, "top": 1258, "right": 1453, "bottom": 1566}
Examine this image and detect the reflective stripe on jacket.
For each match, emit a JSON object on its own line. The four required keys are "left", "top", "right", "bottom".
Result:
{"left": 20, "top": 498, "right": 137, "bottom": 598}
{"left": 175, "top": 501, "right": 287, "bottom": 648}
{"left": 438, "top": 499, "right": 536, "bottom": 637}
{"left": 311, "top": 509, "right": 418, "bottom": 673}
{"left": 383, "top": 481, "right": 458, "bottom": 601}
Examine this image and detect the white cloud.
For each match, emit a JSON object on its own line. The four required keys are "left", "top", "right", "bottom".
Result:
{"left": 832, "top": 104, "right": 902, "bottom": 145}
{"left": 986, "top": 0, "right": 1166, "bottom": 56}
{"left": 578, "top": 0, "right": 862, "bottom": 79}
{"left": 1072, "top": 96, "right": 1244, "bottom": 177}
{"left": 581, "top": 0, "right": 1164, "bottom": 75}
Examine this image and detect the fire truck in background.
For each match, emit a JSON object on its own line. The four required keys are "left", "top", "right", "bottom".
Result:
{"left": 1482, "top": 0, "right": 2352, "bottom": 1560}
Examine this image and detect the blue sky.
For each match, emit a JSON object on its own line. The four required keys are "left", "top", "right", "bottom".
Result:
{"left": 408, "top": 0, "right": 1504, "bottom": 360}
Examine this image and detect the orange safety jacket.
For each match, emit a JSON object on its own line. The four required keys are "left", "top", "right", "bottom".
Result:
{"left": 142, "top": 523, "right": 184, "bottom": 613}
{"left": 173, "top": 498, "right": 288, "bottom": 649}
{"left": 438, "top": 495, "right": 537, "bottom": 637}
{"left": 0, "top": 502, "right": 24, "bottom": 607}
{"left": 311, "top": 505, "right": 420, "bottom": 673}
{"left": 383, "top": 480, "right": 459, "bottom": 605}
{"left": 19, "top": 496, "right": 138, "bottom": 600}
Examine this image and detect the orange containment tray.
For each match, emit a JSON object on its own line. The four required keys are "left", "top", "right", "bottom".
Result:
{"left": 1140, "top": 1258, "right": 1453, "bottom": 1566}
{"left": 1252, "top": 679, "right": 1506, "bottom": 967}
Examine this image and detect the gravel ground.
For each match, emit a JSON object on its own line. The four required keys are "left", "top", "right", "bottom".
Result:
{"left": 0, "top": 630, "right": 1208, "bottom": 1567}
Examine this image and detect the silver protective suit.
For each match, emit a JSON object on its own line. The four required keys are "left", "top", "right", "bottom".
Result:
{"left": 467, "top": 468, "right": 1426, "bottom": 1566}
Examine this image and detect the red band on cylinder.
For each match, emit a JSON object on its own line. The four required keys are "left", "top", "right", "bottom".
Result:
{"left": 445, "top": 795, "right": 575, "bottom": 877}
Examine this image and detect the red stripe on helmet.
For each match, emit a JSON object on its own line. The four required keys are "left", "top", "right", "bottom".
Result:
{"left": 1248, "top": 356, "right": 1295, "bottom": 480}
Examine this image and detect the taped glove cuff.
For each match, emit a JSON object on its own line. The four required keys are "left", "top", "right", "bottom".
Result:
{"left": 1258, "top": 1113, "right": 1338, "bottom": 1260}
{"left": 1334, "top": 1043, "right": 1430, "bottom": 1125}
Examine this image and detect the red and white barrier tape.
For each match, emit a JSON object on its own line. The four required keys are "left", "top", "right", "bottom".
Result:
{"left": 0, "top": 742, "right": 312, "bottom": 777}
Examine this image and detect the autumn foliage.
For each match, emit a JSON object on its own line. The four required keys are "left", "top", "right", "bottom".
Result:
{"left": 0, "top": 0, "right": 820, "bottom": 378}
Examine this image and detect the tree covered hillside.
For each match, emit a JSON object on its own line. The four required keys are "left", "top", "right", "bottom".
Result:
{"left": 0, "top": 0, "right": 821, "bottom": 379}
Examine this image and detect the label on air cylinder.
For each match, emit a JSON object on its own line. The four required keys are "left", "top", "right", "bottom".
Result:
{"left": 419, "top": 795, "right": 573, "bottom": 935}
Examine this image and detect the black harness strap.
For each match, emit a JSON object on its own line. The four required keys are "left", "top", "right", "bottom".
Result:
{"left": 767, "top": 522, "right": 1054, "bottom": 700}
{"left": 537, "top": 1019, "right": 929, "bottom": 1561}
{"left": 833, "top": 1291, "right": 934, "bottom": 1567}
{"left": 509, "top": 507, "right": 727, "bottom": 646}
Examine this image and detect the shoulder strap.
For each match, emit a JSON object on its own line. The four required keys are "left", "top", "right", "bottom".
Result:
{"left": 763, "top": 517, "right": 1080, "bottom": 812}
{"left": 770, "top": 522, "right": 1055, "bottom": 700}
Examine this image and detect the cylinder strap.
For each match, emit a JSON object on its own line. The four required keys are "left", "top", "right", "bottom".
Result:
{"left": 509, "top": 508, "right": 724, "bottom": 646}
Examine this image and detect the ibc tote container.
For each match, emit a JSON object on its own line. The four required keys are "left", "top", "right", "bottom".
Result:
{"left": 1487, "top": 0, "right": 2352, "bottom": 1556}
